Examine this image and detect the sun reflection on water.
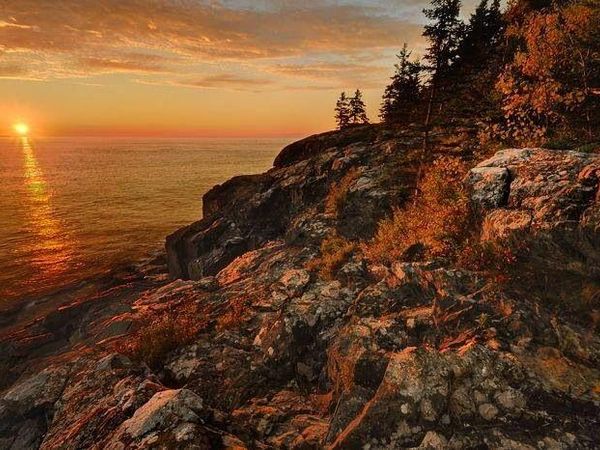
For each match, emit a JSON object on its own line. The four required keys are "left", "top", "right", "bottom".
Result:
{"left": 20, "top": 137, "right": 73, "bottom": 279}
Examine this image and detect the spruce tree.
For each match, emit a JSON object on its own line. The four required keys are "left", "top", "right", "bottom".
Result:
{"left": 449, "top": 0, "right": 505, "bottom": 116}
{"left": 421, "top": 0, "right": 465, "bottom": 152}
{"left": 423, "top": 0, "right": 464, "bottom": 85}
{"left": 349, "top": 89, "right": 369, "bottom": 125}
{"left": 334, "top": 92, "right": 351, "bottom": 130}
{"left": 380, "top": 44, "right": 423, "bottom": 124}
{"left": 457, "top": 0, "right": 504, "bottom": 68}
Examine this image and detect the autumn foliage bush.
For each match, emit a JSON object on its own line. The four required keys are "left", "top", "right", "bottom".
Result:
{"left": 495, "top": 0, "right": 600, "bottom": 146}
{"left": 457, "top": 237, "right": 528, "bottom": 283}
{"left": 324, "top": 167, "right": 361, "bottom": 217}
{"left": 306, "top": 234, "right": 356, "bottom": 280}
{"left": 126, "top": 310, "right": 201, "bottom": 369}
{"left": 363, "top": 157, "right": 472, "bottom": 264}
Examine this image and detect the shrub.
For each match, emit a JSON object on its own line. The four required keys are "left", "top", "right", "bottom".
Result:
{"left": 307, "top": 234, "right": 356, "bottom": 280}
{"left": 125, "top": 310, "right": 201, "bottom": 369}
{"left": 324, "top": 167, "right": 361, "bottom": 217}
{"left": 575, "top": 142, "right": 600, "bottom": 154}
{"left": 363, "top": 157, "right": 472, "bottom": 264}
{"left": 496, "top": 1, "right": 600, "bottom": 146}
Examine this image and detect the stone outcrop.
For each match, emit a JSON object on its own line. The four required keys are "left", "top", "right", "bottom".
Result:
{"left": 1, "top": 126, "right": 599, "bottom": 449}
{"left": 165, "top": 125, "right": 416, "bottom": 280}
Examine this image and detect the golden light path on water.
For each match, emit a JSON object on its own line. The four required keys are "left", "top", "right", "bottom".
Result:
{"left": 20, "top": 136, "right": 73, "bottom": 281}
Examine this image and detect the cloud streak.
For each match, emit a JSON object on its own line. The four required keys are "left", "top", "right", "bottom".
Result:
{"left": 0, "top": 0, "right": 431, "bottom": 89}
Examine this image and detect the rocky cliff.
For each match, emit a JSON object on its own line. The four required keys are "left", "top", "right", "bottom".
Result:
{"left": 1, "top": 125, "right": 599, "bottom": 449}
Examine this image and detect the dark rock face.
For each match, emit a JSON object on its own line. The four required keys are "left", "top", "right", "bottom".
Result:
{"left": 1, "top": 126, "right": 599, "bottom": 449}
{"left": 273, "top": 125, "right": 381, "bottom": 168}
{"left": 166, "top": 125, "right": 415, "bottom": 280}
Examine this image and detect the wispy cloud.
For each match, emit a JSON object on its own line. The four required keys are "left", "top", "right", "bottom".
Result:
{"left": 175, "top": 74, "right": 276, "bottom": 91}
{"left": 0, "top": 0, "right": 448, "bottom": 90}
{"left": 78, "top": 54, "right": 176, "bottom": 74}
{"left": 1, "top": 1, "right": 416, "bottom": 54}
{"left": 0, "top": 63, "right": 30, "bottom": 78}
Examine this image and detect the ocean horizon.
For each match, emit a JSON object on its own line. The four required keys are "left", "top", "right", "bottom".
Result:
{"left": 0, "top": 136, "right": 291, "bottom": 306}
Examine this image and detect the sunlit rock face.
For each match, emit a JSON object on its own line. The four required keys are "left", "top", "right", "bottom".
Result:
{"left": 467, "top": 147, "right": 600, "bottom": 283}
{"left": 467, "top": 148, "right": 599, "bottom": 233}
{"left": 1, "top": 125, "right": 599, "bottom": 449}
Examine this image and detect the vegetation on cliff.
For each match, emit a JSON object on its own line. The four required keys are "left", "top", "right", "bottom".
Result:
{"left": 344, "top": 0, "right": 599, "bottom": 151}
{"left": 0, "top": 0, "right": 598, "bottom": 448}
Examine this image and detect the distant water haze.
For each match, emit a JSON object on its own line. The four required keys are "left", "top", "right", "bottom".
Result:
{"left": 0, "top": 136, "right": 289, "bottom": 307}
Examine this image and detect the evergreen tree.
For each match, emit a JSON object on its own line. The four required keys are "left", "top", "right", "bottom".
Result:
{"left": 380, "top": 44, "right": 423, "bottom": 124}
{"left": 334, "top": 92, "right": 351, "bottom": 129}
{"left": 349, "top": 89, "right": 369, "bottom": 125}
{"left": 457, "top": 0, "right": 504, "bottom": 68}
{"left": 421, "top": 0, "right": 465, "bottom": 152}
{"left": 449, "top": 0, "right": 506, "bottom": 116}
{"left": 423, "top": 0, "right": 465, "bottom": 85}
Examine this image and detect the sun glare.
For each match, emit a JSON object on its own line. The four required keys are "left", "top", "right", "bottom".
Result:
{"left": 14, "top": 123, "right": 30, "bottom": 136}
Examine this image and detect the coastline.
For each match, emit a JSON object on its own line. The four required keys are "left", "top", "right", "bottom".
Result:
{"left": 0, "top": 248, "right": 169, "bottom": 336}
{"left": 1, "top": 125, "right": 599, "bottom": 448}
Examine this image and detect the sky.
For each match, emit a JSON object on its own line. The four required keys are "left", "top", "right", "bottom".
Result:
{"left": 0, "top": 0, "right": 480, "bottom": 137}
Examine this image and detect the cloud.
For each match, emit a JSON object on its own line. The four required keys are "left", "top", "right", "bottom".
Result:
{"left": 271, "top": 62, "right": 388, "bottom": 86}
{"left": 0, "top": 0, "right": 442, "bottom": 89}
{"left": 175, "top": 74, "right": 275, "bottom": 90}
{"left": 0, "top": 63, "right": 30, "bottom": 78}
{"left": 78, "top": 54, "right": 174, "bottom": 74}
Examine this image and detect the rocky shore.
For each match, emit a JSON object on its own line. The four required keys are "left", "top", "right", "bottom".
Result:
{"left": 1, "top": 124, "right": 599, "bottom": 449}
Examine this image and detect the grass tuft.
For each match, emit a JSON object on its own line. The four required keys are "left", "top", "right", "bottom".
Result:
{"left": 307, "top": 234, "right": 356, "bottom": 280}
{"left": 363, "top": 157, "right": 472, "bottom": 264}
{"left": 324, "top": 167, "right": 361, "bottom": 217}
{"left": 125, "top": 310, "right": 201, "bottom": 370}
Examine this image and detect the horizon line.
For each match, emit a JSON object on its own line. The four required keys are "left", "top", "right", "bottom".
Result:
{"left": 0, "top": 132, "right": 314, "bottom": 139}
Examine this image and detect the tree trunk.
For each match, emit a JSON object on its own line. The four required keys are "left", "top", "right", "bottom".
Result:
{"left": 413, "top": 78, "right": 437, "bottom": 205}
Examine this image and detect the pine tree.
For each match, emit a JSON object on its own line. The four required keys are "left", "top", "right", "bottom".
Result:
{"left": 449, "top": 0, "right": 506, "bottom": 116}
{"left": 421, "top": 0, "right": 465, "bottom": 152}
{"left": 423, "top": 0, "right": 464, "bottom": 85}
{"left": 349, "top": 89, "right": 369, "bottom": 125}
{"left": 380, "top": 44, "right": 423, "bottom": 124}
{"left": 334, "top": 92, "right": 351, "bottom": 130}
{"left": 457, "top": 0, "right": 504, "bottom": 68}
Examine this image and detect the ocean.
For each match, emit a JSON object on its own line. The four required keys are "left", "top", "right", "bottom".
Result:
{"left": 0, "top": 136, "right": 289, "bottom": 307}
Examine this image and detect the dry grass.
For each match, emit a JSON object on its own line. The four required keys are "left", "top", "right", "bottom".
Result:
{"left": 307, "top": 234, "right": 356, "bottom": 280}
{"left": 363, "top": 157, "right": 472, "bottom": 264}
{"left": 125, "top": 309, "right": 202, "bottom": 369}
{"left": 324, "top": 167, "right": 361, "bottom": 217}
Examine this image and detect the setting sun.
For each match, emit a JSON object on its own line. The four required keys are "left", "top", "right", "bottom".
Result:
{"left": 14, "top": 123, "right": 30, "bottom": 136}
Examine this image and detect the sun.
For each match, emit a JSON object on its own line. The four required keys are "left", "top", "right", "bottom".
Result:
{"left": 14, "top": 122, "right": 30, "bottom": 136}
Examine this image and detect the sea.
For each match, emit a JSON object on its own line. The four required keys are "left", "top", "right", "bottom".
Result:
{"left": 0, "top": 136, "right": 290, "bottom": 308}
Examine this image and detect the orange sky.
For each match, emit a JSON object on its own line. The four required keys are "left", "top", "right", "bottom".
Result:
{"left": 0, "top": 0, "right": 480, "bottom": 137}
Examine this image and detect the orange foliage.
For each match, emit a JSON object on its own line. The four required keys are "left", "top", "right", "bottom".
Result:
{"left": 496, "top": 1, "right": 599, "bottom": 145}
{"left": 457, "top": 239, "right": 527, "bottom": 284}
{"left": 325, "top": 167, "right": 361, "bottom": 216}
{"left": 125, "top": 310, "right": 202, "bottom": 369}
{"left": 306, "top": 234, "right": 356, "bottom": 280}
{"left": 363, "top": 157, "right": 471, "bottom": 264}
